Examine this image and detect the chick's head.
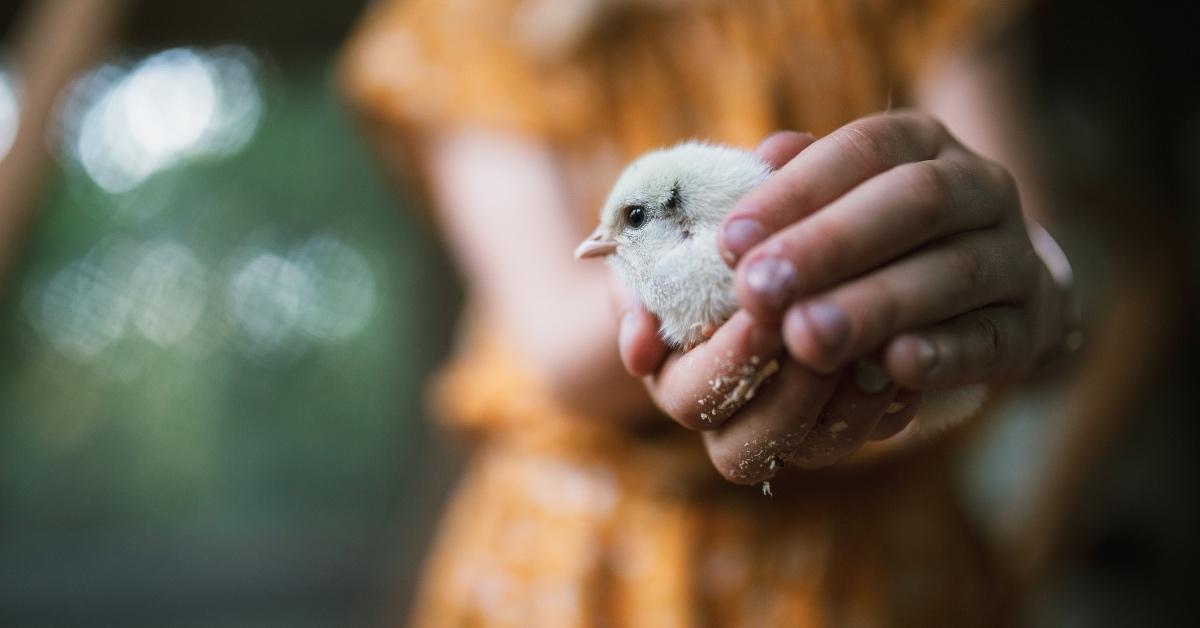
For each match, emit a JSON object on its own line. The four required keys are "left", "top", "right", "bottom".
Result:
{"left": 575, "top": 141, "right": 770, "bottom": 268}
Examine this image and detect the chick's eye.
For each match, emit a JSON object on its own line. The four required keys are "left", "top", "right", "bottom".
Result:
{"left": 625, "top": 205, "right": 646, "bottom": 229}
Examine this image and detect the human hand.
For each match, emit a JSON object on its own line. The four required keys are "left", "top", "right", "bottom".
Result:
{"left": 614, "top": 133, "right": 923, "bottom": 483}
{"left": 720, "top": 112, "right": 1073, "bottom": 390}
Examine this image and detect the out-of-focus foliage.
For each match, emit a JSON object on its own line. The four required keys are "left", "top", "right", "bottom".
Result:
{"left": 0, "top": 48, "right": 458, "bottom": 626}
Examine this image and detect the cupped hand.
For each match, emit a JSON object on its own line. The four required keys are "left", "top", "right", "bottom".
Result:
{"left": 614, "top": 132, "right": 923, "bottom": 484}
{"left": 719, "top": 112, "right": 1072, "bottom": 389}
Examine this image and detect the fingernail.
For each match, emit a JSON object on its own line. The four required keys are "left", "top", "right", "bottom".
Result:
{"left": 743, "top": 256, "right": 796, "bottom": 311}
{"left": 803, "top": 302, "right": 850, "bottom": 353}
{"left": 914, "top": 336, "right": 940, "bottom": 377}
{"left": 855, "top": 360, "right": 891, "bottom": 394}
{"left": 723, "top": 218, "right": 766, "bottom": 263}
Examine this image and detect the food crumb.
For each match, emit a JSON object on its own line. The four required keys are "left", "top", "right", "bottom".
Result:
{"left": 830, "top": 420, "right": 849, "bottom": 435}
{"left": 718, "top": 359, "right": 780, "bottom": 410}
{"left": 761, "top": 481, "right": 773, "bottom": 497}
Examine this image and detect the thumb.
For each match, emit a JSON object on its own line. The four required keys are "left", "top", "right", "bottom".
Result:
{"left": 609, "top": 274, "right": 667, "bottom": 377}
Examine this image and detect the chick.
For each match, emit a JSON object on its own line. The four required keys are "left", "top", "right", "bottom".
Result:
{"left": 576, "top": 141, "right": 768, "bottom": 348}
{"left": 576, "top": 140, "right": 986, "bottom": 434}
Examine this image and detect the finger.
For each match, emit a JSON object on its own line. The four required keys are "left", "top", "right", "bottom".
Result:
{"left": 718, "top": 132, "right": 817, "bottom": 264}
{"left": 618, "top": 305, "right": 668, "bottom": 377}
{"left": 882, "top": 305, "right": 1036, "bottom": 389}
{"left": 753, "top": 131, "right": 817, "bottom": 171}
{"left": 646, "top": 310, "right": 784, "bottom": 430}
{"left": 735, "top": 154, "right": 1012, "bottom": 319}
{"left": 781, "top": 230, "right": 1036, "bottom": 372}
{"left": 720, "top": 111, "right": 953, "bottom": 264}
{"left": 785, "top": 361, "right": 897, "bottom": 469}
{"left": 700, "top": 359, "right": 839, "bottom": 484}
{"left": 868, "top": 389, "right": 921, "bottom": 440}
{"left": 610, "top": 275, "right": 669, "bottom": 376}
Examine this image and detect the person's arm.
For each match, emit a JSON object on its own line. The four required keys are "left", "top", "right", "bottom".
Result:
{"left": 617, "top": 133, "right": 923, "bottom": 484}
{"left": 617, "top": 46, "right": 1077, "bottom": 483}
{"left": 420, "top": 128, "right": 659, "bottom": 422}
{"left": 918, "top": 42, "right": 1053, "bottom": 229}
{"left": 0, "top": 0, "right": 128, "bottom": 285}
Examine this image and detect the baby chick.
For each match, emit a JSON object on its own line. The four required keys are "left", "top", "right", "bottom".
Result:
{"left": 575, "top": 141, "right": 768, "bottom": 349}
{"left": 576, "top": 141, "right": 985, "bottom": 433}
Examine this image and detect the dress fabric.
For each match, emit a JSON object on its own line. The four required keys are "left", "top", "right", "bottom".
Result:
{"left": 341, "top": 1, "right": 1023, "bottom": 625}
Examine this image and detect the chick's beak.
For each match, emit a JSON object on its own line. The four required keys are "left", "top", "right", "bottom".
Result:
{"left": 574, "top": 227, "right": 617, "bottom": 259}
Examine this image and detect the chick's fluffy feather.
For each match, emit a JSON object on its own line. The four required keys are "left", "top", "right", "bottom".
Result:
{"left": 599, "top": 142, "right": 770, "bottom": 349}
{"left": 590, "top": 140, "right": 988, "bottom": 434}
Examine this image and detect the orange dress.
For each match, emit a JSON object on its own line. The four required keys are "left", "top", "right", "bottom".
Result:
{"left": 341, "top": 1, "right": 1023, "bottom": 625}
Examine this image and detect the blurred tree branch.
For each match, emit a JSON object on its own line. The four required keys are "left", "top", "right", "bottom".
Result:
{"left": 0, "top": 0, "right": 129, "bottom": 288}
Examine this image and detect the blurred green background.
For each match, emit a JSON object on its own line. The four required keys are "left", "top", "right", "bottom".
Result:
{"left": 0, "top": 1, "right": 1196, "bottom": 627}
{"left": 1, "top": 2, "right": 461, "bottom": 626}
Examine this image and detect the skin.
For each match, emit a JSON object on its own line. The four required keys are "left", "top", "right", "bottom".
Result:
{"left": 620, "top": 75, "right": 1076, "bottom": 482}
{"left": 422, "top": 130, "right": 658, "bottom": 422}
{"left": 416, "top": 48, "right": 1074, "bottom": 484}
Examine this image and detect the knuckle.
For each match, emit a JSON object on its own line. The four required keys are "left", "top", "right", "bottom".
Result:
{"left": 864, "top": 279, "right": 903, "bottom": 339}
{"left": 979, "top": 158, "right": 1019, "bottom": 218}
{"left": 984, "top": 158, "right": 1018, "bottom": 195}
{"left": 791, "top": 222, "right": 852, "bottom": 288}
{"left": 772, "top": 180, "right": 821, "bottom": 222}
{"left": 899, "top": 161, "right": 951, "bottom": 225}
{"left": 833, "top": 123, "right": 897, "bottom": 173}
{"left": 946, "top": 246, "right": 989, "bottom": 301}
{"left": 904, "top": 110, "right": 948, "bottom": 142}
{"left": 969, "top": 313, "right": 1005, "bottom": 373}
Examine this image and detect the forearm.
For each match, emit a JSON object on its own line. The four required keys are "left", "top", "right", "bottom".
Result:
{"left": 507, "top": 275, "right": 660, "bottom": 422}
{"left": 422, "top": 129, "right": 662, "bottom": 422}
{"left": 472, "top": 262, "right": 658, "bottom": 421}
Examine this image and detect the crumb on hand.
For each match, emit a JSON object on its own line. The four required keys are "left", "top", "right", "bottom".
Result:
{"left": 717, "top": 358, "right": 780, "bottom": 411}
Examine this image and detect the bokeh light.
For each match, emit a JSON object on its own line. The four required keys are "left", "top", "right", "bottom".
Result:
{"left": 0, "top": 6, "right": 461, "bottom": 625}
{"left": 225, "top": 234, "right": 377, "bottom": 357}
{"left": 127, "top": 241, "right": 208, "bottom": 347}
{"left": 229, "top": 249, "right": 314, "bottom": 355}
{"left": 291, "top": 234, "right": 377, "bottom": 342}
{"left": 34, "top": 236, "right": 138, "bottom": 362}
{"left": 59, "top": 47, "right": 263, "bottom": 193}
{"left": 27, "top": 47, "right": 378, "bottom": 363}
